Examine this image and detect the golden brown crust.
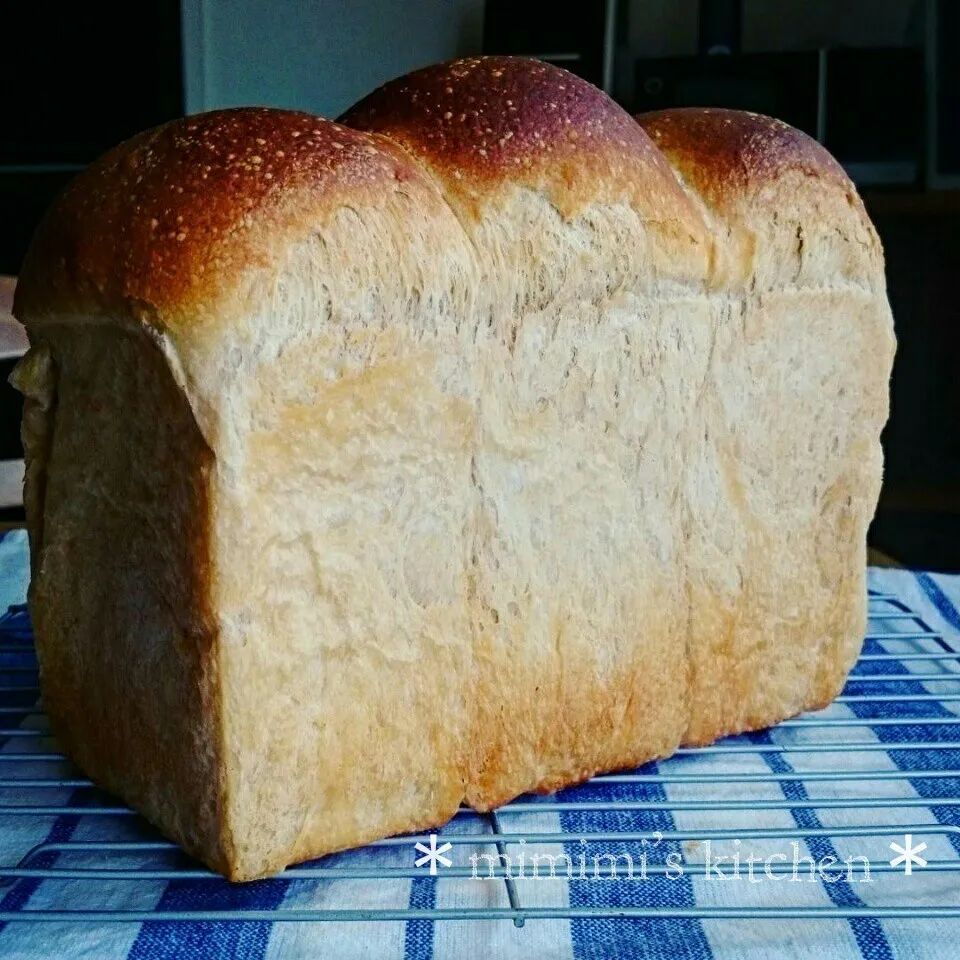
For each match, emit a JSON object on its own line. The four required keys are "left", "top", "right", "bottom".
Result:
{"left": 637, "top": 107, "right": 884, "bottom": 293}
{"left": 342, "top": 56, "right": 701, "bottom": 225}
{"left": 636, "top": 107, "right": 852, "bottom": 213}
{"left": 13, "top": 109, "right": 426, "bottom": 333}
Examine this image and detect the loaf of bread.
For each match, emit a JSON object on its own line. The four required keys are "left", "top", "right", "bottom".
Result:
{"left": 11, "top": 57, "right": 894, "bottom": 881}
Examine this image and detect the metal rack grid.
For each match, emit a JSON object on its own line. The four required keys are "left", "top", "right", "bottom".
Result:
{"left": 0, "top": 589, "right": 959, "bottom": 927}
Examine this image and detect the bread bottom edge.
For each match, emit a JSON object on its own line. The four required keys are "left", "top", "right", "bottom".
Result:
{"left": 53, "top": 686, "right": 846, "bottom": 882}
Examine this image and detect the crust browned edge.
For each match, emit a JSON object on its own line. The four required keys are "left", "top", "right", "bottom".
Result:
{"left": 13, "top": 107, "right": 424, "bottom": 334}
{"left": 341, "top": 56, "right": 709, "bottom": 229}
{"left": 636, "top": 107, "right": 854, "bottom": 208}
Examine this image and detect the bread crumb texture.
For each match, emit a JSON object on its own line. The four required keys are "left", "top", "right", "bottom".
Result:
{"left": 12, "top": 57, "right": 894, "bottom": 880}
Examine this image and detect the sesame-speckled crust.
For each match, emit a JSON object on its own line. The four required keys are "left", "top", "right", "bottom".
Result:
{"left": 342, "top": 56, "right": 700, "bottom": 225}
{"left": 637, "top": 107, "right": 851, "bottom": 213}
{"left": 637, "top": 106, "right": 884, "bottom": 291}
{"left": 14, "top": 108, "right": 425, "bottom": 332}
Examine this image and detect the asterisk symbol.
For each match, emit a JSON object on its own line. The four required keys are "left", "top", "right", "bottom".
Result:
{"left": 889, "top": 835, "right": 927, "bottom": 875}
{"left": 415, "top": 833, "right": 453, "bottom": 875}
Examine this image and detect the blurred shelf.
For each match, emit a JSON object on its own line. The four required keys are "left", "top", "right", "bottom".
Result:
{"left": 871, "top": 484, "right": 960, "bottom": 572}
{"left": 879, "top": 484, "right": 960, "bottom": 513}
{"left": 862, "top": 190, "right": 960, "bottom": 216}
{"left": 867, "top": 546, "right": 901, "bottom": 568}
{"left": 870, "top": 507, "right": 960, "bottom": 573}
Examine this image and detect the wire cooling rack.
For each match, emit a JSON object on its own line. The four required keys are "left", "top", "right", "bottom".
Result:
{"left": 0, "top": 589, "right": 959, "bottom": 927}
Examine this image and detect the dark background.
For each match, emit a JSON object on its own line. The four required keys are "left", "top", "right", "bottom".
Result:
{"left": 3, "top": 0, "right": 958, "bottom": 569}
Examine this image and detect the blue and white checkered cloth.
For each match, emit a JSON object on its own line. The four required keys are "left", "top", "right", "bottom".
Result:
{"left": 0, "top": 526, "right": 959, "bottom": 959}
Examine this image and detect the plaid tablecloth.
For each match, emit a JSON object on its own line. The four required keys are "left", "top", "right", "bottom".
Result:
{"left": 0, "top": 527, "right": 958, "bottom": 959}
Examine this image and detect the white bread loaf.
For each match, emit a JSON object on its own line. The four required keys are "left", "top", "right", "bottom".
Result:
{"left": 11, "top": 57, "right": 894, "bottom": 881}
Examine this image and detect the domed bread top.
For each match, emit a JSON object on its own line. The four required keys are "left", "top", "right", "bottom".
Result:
{"left": 342, "top": 56, "right": 705, "bottom": 227}
{"left": 637, "top": 107, "right": 883, "bottom": 288}
{"left": 636, "top": 107, "right": 855, "bottom": 213}
{"left": 14, "top": 108, "right": 432, "bottom": 331}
